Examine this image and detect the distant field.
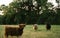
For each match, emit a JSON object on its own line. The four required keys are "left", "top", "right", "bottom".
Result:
{"left": 0, "top": 25, "right": 60, "bottom": 38}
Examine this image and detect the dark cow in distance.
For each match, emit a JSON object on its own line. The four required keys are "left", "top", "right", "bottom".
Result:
{"left": 46, "top": 22, "right": 51, "bottom": 30}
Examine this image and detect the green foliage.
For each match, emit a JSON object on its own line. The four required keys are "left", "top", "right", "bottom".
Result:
{"left": 0, "top": 15, "right": 4, "bottom": 24}
{"left": 54, "top": 8, "right": 60, "bottom": 24}
{"left": 37, "top": 0, "right": 47, "bottom": 6}
{"left": 0, "top": 0, "right": 60, "bottom": 25}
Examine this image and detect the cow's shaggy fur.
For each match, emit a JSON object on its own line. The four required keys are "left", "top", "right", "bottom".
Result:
{"left": 33, "top": 24, "right": 38, "bottom": 31}
{"left": 5, "top": 24, "right": 26, "bottom": 38}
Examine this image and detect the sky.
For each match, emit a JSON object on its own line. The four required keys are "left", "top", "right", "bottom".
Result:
{"left": 0, "top": 0, "right": 58, "bottom": 6}
{"left": 0, "top": 0, "right": 13, "bottom": 6}
{"left": 48, "top": 0, "right": 58, "bottom": 7}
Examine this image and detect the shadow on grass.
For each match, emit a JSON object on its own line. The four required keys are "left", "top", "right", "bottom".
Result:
{"left": 37, "top": 29, "right": 42, "bottom": 31}
{"left": 30, "top": 29, "right": 42, "bottom": 32}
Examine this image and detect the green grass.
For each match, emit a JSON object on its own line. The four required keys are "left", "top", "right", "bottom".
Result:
{"left": 0, "top": 25, "right": 60, "bottom": 38}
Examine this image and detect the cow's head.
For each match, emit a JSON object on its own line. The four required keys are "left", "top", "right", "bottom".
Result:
{"left": 19, "top": 24, "right": 26, "bottom": 29}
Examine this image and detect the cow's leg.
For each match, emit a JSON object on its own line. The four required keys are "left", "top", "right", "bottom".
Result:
{"left": 17, "top": 36, "right": 21, "bottom": 38}
{"left": 5, "top": 35, "right": 8, "bottom": 38}
{"left": 17, "top": 36, "right": 19, "bottom": 38}
{"left": 10, "top": 36, "right": 13, "bottom": 38}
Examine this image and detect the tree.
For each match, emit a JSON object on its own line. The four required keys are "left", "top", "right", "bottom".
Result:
{"left": 2, "top": 0, "right": 58, "bottom": 24}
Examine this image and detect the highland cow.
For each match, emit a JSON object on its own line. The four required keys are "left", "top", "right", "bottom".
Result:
{"left": 5, "top": 24, "right": 26, "bottom": 38}
{"left": 33, "top": 24, "right": 38, "bottom": 31}
{"left": 46, "top": 22, "right": 51, "bottom": 30}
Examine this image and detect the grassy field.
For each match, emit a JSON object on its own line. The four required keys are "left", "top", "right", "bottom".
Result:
{"left": 0, "top": 25, "right": 60, "bottom": 38}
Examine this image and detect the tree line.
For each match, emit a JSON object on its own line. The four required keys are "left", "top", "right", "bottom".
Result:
{"left": 0, "top": 0, "right": 60, "bottom": 25}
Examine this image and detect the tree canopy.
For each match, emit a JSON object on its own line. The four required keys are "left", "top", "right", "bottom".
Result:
{"left": 0, "top": 0, "right": 60, "bottom": 25}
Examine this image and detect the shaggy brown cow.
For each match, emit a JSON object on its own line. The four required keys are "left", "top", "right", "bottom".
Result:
{"left": 33, "top": 24, "right": 38, "bottom": 31}
{"left": 5, "top": 24, "right": 26, "bottom": 38}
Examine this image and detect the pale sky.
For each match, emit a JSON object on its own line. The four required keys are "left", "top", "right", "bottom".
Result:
{"left": 0, "top": 0, "right": 13, "bottom": 6}
{"left": 0, "top": 0, "right": 58, "bottom": 6}
{"left": 48, "top": 0, "right": 58, "bottom": 7}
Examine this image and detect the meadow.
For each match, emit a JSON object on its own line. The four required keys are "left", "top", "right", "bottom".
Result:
{"left": 0, "top": 25, "right": 60, "bottom": 38}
